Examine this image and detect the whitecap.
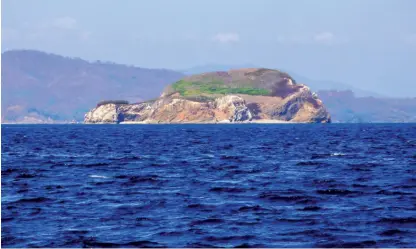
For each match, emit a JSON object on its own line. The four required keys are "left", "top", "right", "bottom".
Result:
{"left": 89, "top": 175, "right": 108, "bottom": 179}
{"left": 331, "top": 152, "right": 346, "bottom": 156}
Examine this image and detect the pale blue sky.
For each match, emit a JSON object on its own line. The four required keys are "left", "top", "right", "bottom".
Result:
{"left": 2, "top": 0, "right": 416, "bottom": 97}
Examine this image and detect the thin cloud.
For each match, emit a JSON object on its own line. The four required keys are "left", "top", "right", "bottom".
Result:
{"left": 276, "top": 32, "right": 340, "bottom": 45}
{"left": 52, "top": 17, "right": 78, "bottom": 30}
{"left": 212, "top": 32, "right": 240, "bottom": 44}
{"left": 313, "top": 32, "right": 335, "bottom": 44}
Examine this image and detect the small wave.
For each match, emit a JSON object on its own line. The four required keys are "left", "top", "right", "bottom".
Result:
{"left": 220, "top": 155, "right": 243, "bottom": 161}
{"left": 157, "top": 231, "right": 184, "bottom": 236}
{"left": 310, "top": 153, "right": 331, "bottom": 159}
{"left": 17, "top": 188, "right": 29, "bottom": 193}
{"left": 238, "top": 205, "right": 267, "bottom": 212}
{"left": 89, "top": 175, "right": 108, "bottom": 179}
{"left": 275, "top": 218, "right": 311, "bottom": 223}
{"left": 376, "top": 190, "right": 413, "bottom": 196}
{"left": 377, "top": 217, "right": 416, "bottom": 224}
{"left": 351, "top": 183, "right": 370, "bottom": 188}
{"left": 296, "top": 161, "right": 329, "bottom": 166}
{"left": 30, "top": 207, "right": 42, "bottom": 216}
{"left": 12, "top": 197, "right": 51, "bottom": 204}
{"left": 45, "top": 185, "right": 64, "bottom": 190}
{"left": 1, "top": 168, "right": 20, "bottom": 175}
{"left": 109, "top": 155, "right": 141, "bottom": 161}
{"left": 2, "top": 217, "right": 14, "bottom": 222}
{"left": 299, "top": 206, "right": 321, "bottom": 211}
{"left": 259, "top": 192, "right": 315, "bottom": 203}
{"left": 186, "top": 242, "right": 216, "bottom": 248}
{"left": 348, "top": 162, "right": 380, "bottom": 168}
{"left": 204, "top": 235, "right": 256, "bottom": 242}
{"left": 62, "top": 229, "right": 89, "bottom": 235}
{"left": 234, "top": 243, "right": 266, "bottom": 248}
{"left": 380, "top": 229, "right": 408, "bottom": 236}
{"left": 235, "top": 221, "right": 260, "bottom": 226}
{"left": 135, "top": 217, "right": 152, "bottom": 221}
{"left": 84, "top": 162, "right": 110, "bottom": 167}
{"left": 191, "top": 139, "right": 205, "bottom": 144}
{"left": 122, "top": 175, "right": 160, "bottom": 185}
{"left": 221, "top": 144, "right": 234, "bottom": 150}
{"left": 209, "top": 187, "right": 245, "bottom": 193}
{"left": 15, "top": 173, "right": 37, "bottom": 179}
{"left": 187, "top": 203, "right": 216, "bottom": 210}
{"left": 331, "top": 152, "right": 346, "bottom": 156}
{"left": 316, "top": 189, "right": 360, "bottom": 196}
{"left": 316, "top": 240, "right": 377, "bottom": 248}
{"left": 92, "top": 181, "right": 116, "bottom": 186}
{"left": 114, "top": 204, "right": 146, "bottom": 215}
{"left": 190, "top": 218, "right": 224, "bottom": 226}
{"left": 83, "top": 240, "right": 162, "bottom": 248}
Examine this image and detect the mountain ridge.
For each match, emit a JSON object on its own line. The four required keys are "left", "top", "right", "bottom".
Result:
{"left": 1, "top": 49, "right": 184, "bottom": 122}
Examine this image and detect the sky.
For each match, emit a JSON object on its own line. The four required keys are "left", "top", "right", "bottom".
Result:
{"left": 2, "top": 0, "right": 416, "bottom": 97}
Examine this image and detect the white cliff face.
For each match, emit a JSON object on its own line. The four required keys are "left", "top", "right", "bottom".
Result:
{"left": 214, "top": 95, "right": 253, "bottom": 122}
{"left": 118, "top": 103, "right": 153, "bottom": 122}
{"left": 84, "top": 95, "right": 254, "bottom": 123}
{"left": 84, "top": 104, "right": 119, "bottom": 124}
{"left": 84, "top": 102, "right": 153, "bottom": 123}
{"left": 84, "top": 92, "right": 329, "bottom": 124}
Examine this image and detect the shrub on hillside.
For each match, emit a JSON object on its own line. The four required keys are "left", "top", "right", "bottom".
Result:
{"left": 96, "top": 100, "right": 129, "bottom": 107}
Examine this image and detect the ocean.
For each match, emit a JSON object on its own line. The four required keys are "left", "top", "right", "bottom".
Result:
{"left": 1, "top": 124, "right": 415, "bottom": 247}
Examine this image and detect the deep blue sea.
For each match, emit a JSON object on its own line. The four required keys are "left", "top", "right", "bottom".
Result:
{"left": 1, "top": 124, "right": 416, "bottom": 248}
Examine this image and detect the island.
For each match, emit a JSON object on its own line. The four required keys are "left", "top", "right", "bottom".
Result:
{"left": 84, "top": 68, "right": 331, "bottom": 124}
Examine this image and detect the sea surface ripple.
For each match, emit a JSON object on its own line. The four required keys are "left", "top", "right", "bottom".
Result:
{"left": 1, "top": 124, "right": 416, "bottom": 247}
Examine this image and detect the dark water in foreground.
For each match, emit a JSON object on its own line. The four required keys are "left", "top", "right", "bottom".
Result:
{"left": 1, "top": 124, "right": 416, "bottom": 248}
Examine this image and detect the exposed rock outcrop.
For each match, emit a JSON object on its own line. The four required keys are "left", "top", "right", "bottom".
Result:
{"left": 84, "top": 68, "right": 331, "bottom": 124}
{"left": 84, "top": 95, "right": 255, "bottom": 123}
{"left": 215, "top": 95, "right": 253, "bottom": 122}
{"left": 84, "top": 102, "right": 152, "bottom": 124}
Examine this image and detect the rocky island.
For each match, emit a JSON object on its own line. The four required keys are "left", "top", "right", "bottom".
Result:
{"left": 84, "top": 68, "right": 331, "bottom": 124}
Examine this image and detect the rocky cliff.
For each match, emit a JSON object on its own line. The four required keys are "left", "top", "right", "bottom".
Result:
{"left": 84, "top": 68, "right": 331, "bottom": 124}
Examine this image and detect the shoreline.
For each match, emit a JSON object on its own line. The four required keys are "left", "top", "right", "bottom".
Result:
{"left": 118, "top": 119, "right": 294, "bottom": 124}
{"left": 3, "top": 121, "right": 415, "bottom": 125}
{"left": 2, "top": 120, "right": 295, "bottom": 125}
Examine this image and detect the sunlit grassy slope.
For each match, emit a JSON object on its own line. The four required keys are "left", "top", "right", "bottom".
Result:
{"left": 172, "top": 80, "right": 271, "bottom": 97}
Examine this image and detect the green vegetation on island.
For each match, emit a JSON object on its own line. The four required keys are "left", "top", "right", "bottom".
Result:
{"left": 172, "top": 80, "right": 271, "bottom": 97}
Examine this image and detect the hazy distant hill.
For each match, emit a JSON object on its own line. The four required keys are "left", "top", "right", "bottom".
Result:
{"left": 318, "top": 90, "right": 416, "bottom": 123}
{"left": 2, "top": 52, "right": 415, "bottom": 123}
{"left": 1, "top": 50, "right": 184, "bottom": 122}
{"left": 287, "top": 72, "right": 385, "bottom": 98}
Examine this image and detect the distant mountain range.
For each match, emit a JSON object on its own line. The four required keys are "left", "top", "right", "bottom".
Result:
{"left": 1, "top": 50, "right": 184, "bottom": 122}
{"left": 318, "top": 90, "right": 416, "bottom": 123}
{"left": 2, "top": 50, "right": 415, "bottom": 123}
